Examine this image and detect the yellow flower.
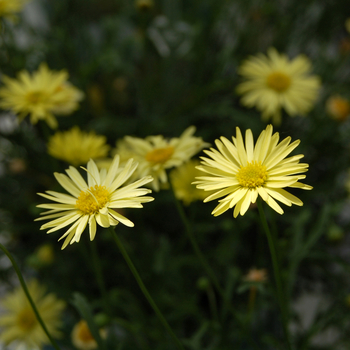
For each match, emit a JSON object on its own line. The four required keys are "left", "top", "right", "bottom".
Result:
{"left": 71, "top": 320, "right": 98, "bottom": 350}
{"left": 135, "top": 0, "right": 154, "bottom": 11}
{"left": 346, "top": 18, "right": 350, "bottom": 34}
{"left": 0, "top": 0, "right": 28, "bottom": 21}
{"left": 0, "top": 280, "right": 65, "bottom": 348}
{"left": 0, "top": 63, "right": 84, "bottom": 128}
{"left": 326, "top": 95, "right": 350, "bottom": 121}
{"left": 170, "top": 159, "right": 208, "bottom": 205}
{"left": 236, "top": 48, "right": 321, "bottom": 125}
{"left": 114, "top": 126, "right": 209, "bottom": 191}
{"left": 47, "top": 126, "right": 110, "bottom": 166}
{"left": 194, "top": 125, "right": 312, "bottom": 217}
{"left": 36, "top": 155, "right": 154, "bottom": 249}
{"left": 244, "top": 268, "right": 268, "bottom": 283}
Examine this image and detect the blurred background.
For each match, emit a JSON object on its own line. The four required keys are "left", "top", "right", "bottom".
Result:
{"left": 0, "top": 0, "right": 350, "bottom": 349}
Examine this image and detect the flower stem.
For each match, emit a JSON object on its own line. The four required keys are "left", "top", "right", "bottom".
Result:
{"left": 170, "top": 188, "right": 261, "bottom": 350}
{"left": 0, "top": 243, "right": 62, "bottom": 350}
{"left": 257, "top": 199, "right": 293, "bottom": 350}
{"left": 109, "top": 227, "right": 185, "bottom": 350}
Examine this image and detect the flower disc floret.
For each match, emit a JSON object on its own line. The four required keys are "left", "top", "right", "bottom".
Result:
{"left": 76, "top": 185, "right": 110, "bottom": 215}
{"left": 266, "top": 72, "right": 291, "bottom": 92}
{"left": 145, "top": 146, "right": 174, "bottom": 164}
{"left": 237, "top": 161, "right": 267, "bottom": 188}
{"left": 17, "top": 309, "right": 37, "bottom": 331}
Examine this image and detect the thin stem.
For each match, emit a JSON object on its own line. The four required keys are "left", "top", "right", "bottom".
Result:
{"left": 0, "top": 243, "right": 62, "bottom": 350}
{"left": 170, "top": 187, "right": 261, "bottom": 350}
{"left": 257, "top": 199, "right": 293, "bottom": 350}
{"left": 109, "top": 228, "right": 185, "bottom": 350}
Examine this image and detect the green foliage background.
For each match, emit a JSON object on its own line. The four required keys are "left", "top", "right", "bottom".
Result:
{"left": 1, "top": 0, "right": 350, "bottom": 349}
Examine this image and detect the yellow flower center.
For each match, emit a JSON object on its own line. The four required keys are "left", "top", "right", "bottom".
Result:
{"left": 266, "top": 71, "right": 291, "bottom": 92}
{"left": 17, "top": 308, "right": 37, "bottom": 332}
{"left": 236, "top": 161, "right": 267, "bottom": 188}
{"left": 145, "top": 146, "right": 174, "bottom": 164}
{"left": 25, "top": 90, "right": 48, "bottom": 105}
{"left": 75, "top": 185, "right": 110, "bottom": 215}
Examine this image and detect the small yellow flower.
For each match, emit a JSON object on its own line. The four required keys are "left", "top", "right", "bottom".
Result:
{"left": 244, "top": 268, "right": 268, "bottom": 283}
{"left": 36, "top": 155, "right": 154, "bottom": 249}
{"left": 71, "top": 320, "right": 98, "bottom": 350}
{"left": 346, "top": 18, "right": 350, "bottom": 34}
{"left": 0, "top": 63, "right": 84, "bottom": 128}
{"left": 114, "top": 126, "right": 209, "bottom": 191}
{"left": 0, "top": 280, "right": 65, "bottom": 348}
{"left": 36, "top": 244, "right": 55, "bottom": 265}
{"left": 136, "top": 0, "right": 154, "bottom": 11}
{"left": 194, "top": 125, "right": 312, "bottom": 217}
{"left": 236, "top": 48, "right": 321, "bottom": 125}
{"left": 326, "top": 95, "right": 350, "bottom": 121}
{"left": 0, "top": 0, "right": 28, "bottom": 22}
{"left": 47, "top": 126, "right": 110, "bottom": 166}
{"left": 170, "top": 159, "right": 208, "bottom": 205}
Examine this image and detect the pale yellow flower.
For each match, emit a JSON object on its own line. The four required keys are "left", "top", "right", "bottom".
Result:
{"left": 36, "top": 155, "right": 154, "bottom": 249}
{"left": 0, "top": 0, "right": 28, "bottom": 21}
{"left": 170, "top": 159, "right": 208, "bottom": 205}
{"left": 194, "top": 125, "right": 312, "bottom": 217}
{"left": 0, "top": 63, "right": 84, "bottom": 128}
{"left": 47, "top": 126, "right": 110, "bottom": 166}
{"left": 244, "top": 268, "right": 268, "bottom": 283}
{"left": 0, "top": 280, "right": 65, "bottom": 348}
{"left": 346, "top": 18, "right": 350, "bottom": 34}
{"left": 326, "top": 95, "right": 350, "bottom": 121}
{"left": 236, "top": 48, "right": 321, "bottom": 125}
{"left": 71, "top": 320, "right": 97, "bottom": 350}
{"left": 136, "top": 0, "right": 154, "bottom": 11}
{"left": 114, "top": 126, "right": 209, "bottom": 191}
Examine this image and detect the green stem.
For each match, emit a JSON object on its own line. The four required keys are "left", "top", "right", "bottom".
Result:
{"left": 109, "top": 228, "right": 185, "bottom": 350}
{"left": 257, "top": 199, "right": 293, "bottom": 350}
{"left": 0, "top": 243, "right": 62, "bottom": 350}
{"left": 170, "top": 187, "right": 261, "bottom": 350}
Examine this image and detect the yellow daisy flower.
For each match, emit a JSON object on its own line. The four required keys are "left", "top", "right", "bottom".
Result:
{"left": 0, "top": 0, "right": 28, "bottom": 21}
{"left": 47, "top": 126, "right": 110, "bottom": 166}
{"left": 115, "top": 126, "right": 209, "bottom": 191}
{"left": 0, "top": 63, "right": 84, "bottom": 128}
{"left": 194, "top": 125, "right": 312, "bottom": 218}
{"left": 170, "top": 159, "right": 208, "bottom": 206}
{"left": 0, "top": 280, "right": 65, "bottom": 348}
{"left": 236, "top": 48, "right": 321, "bottom": 125}
{"left": 36, "top": 155, "right": 154, "bottom": 249}
{"left": 71, "top": 320, "right": 98, "bottom": 350}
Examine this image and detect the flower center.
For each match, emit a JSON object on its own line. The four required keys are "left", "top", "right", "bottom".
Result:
{"left": 75, "top": 185, "right": 110, "bottom": 215}
{"left": 145, "top": 146, "right": 174, "bottom": 164}
{"left": 17, "top": 308, "right": 37, "bottom": 332}
{"left": 25, "top": 90, "right": 48, "bottom": 105}
{"left": 77, "top": 321, "right": 95, "bottom": 342}
{"left": 236, "top": 161, "right": 267, "bottom": 188}
{"left": 266, "top": 71, "right": 291, "bottom": 92}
